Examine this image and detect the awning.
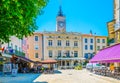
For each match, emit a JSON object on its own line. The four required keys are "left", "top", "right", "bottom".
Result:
{"left": 34, "top": 61, "right": 42, "bottom": 66}
{"left": 90, "top": 43, "right": 120, "bottom": 63}
{"left": 13, "top": 55, "right": 34, "bottom": 63}
{"left": 1, "top": 53, "right": 12, "bottom": 58}
{"left": 41, "top": 59, "right": 57, "bottom": 64}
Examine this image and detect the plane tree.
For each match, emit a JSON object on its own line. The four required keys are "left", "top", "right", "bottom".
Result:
{"left": 0, "top": 0, "right": 48, "bottom": 43}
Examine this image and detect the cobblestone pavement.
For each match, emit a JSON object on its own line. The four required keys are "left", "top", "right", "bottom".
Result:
{"left": 33, "top": 69, "right": 120, "bottom": 83}
{"left": 0, "top": 73, "right": 40, "bottom": 83}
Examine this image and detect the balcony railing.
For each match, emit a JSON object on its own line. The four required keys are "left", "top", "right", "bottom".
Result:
{"left": 55, "top": 55, "right": 78, "bottom": 60}
{"left": 4, "top": 48, "right": 25, "bottom": 57}
{"left": 13, "top": 50, "right": 25, "bottom": 57}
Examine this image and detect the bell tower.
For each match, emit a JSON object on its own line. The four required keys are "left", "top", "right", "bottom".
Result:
{"left": 56, "top": 6, "right": 66, "bottom": 32}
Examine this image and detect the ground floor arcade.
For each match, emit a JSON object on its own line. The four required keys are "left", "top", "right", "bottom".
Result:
{"left": 56, "top": 58, "right": 85, "bottom": 69}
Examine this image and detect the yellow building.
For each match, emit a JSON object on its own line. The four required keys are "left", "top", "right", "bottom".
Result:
{"left": 42, "top": 6, "right": 85, "bottom": 69}
{"left": 113, "top": 0, "right": 120, "bottom": 67}
{"left": 107, "top": 20, "right": 115, "bottom": 39}
{"left": 106, "top": 0, "right": 120, "bottom": 67}
{"left": 107, "top": 0, "right": 120, "bottom": 44}
{"left": 114, "top": 0, "right": 120, "bottom": 43}
{"left": 43, "top": 31, "right": 83, "bottom": 69}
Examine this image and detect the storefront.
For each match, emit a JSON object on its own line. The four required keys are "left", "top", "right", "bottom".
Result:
{"left": 41, "top": 59, "right": 57, "bottom": 73}
{"left": 0, "top": 53, "right": 12, "bottom": 72}
{"left": 90, "top": 43, "right": 120, "bottom": 67}
{"left": 57, "top": 58, "right": 85, "bottom": 69}
{"left": 11, "top": 55, "right": 34, "bottom": 73}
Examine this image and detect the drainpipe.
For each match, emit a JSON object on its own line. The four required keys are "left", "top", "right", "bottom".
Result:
{"left": 42, "top": 34, "right": 44, "bottom": 60}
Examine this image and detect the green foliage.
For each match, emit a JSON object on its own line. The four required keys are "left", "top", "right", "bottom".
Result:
{"left": 0, "top": 0, "right": 48, "bottom": 43}
{"left": 83, "top": 60, "right": 88, "bottom": 65}
{"left": 0, "top": 61, "right": 4, "bottom": 65}
{"left": 14, "top": 50, "right": 25, "bottom": 57}
{"left": 107, "top": 37, "right": 115, "bottom": 46}
{"left": 74, "top": 64, "right": 82, "bottom": 70}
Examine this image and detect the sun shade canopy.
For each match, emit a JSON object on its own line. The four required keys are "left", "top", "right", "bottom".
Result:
{"left": 90, "top": 43, "right": 120, "bottom": 63}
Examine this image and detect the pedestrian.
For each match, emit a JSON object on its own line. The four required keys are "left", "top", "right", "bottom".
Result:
{"left": 110, "top": 64, "right": 115, "bottom": 73}
{"left": 23, "top": 67, "right": 27, "bottom": 73}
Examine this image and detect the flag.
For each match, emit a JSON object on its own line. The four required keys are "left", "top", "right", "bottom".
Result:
{"left": 2, "top": 47, "right": 5, "bottom": 52}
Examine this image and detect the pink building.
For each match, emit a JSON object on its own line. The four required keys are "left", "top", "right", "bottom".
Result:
{"left": 22, "top": 32, "right": 43, "bottom": 62}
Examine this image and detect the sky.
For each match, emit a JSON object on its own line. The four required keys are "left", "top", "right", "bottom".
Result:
{"left": 36, "top": 0, "right": 114, "bottom": 36}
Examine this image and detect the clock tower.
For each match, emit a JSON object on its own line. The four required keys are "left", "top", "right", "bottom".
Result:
{"left": 56, "top": 6, "right": 66, "bottom": 32}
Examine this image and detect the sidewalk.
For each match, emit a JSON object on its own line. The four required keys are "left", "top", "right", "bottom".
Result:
{"left": 0, "top": 73, "right": 41, "bottom": 83}
{"left": 33, "top": 69, "right": 120, "bottom": 83}
{"left": 0, "top": 70, "right": 119, "bottom": 83}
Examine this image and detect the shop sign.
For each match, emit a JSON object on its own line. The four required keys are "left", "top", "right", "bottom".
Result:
{"left": 3, "top": 63, "right": 12, "bottom": 72}
{"left": 12, "top": 69, "right": 18, "bottom": 77}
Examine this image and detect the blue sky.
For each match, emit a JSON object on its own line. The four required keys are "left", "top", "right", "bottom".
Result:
{"left": 36, "top": 0, "right": 114, "bottom": 36}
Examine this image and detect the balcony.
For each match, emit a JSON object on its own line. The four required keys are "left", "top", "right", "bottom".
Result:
{"left": 13, "top": 50, "right": 25, "bottom": 57}
{"left": 56, "top": 56, "right": 79, "bottom": 60}
{"left": 3, "top": 47, "right": 25, "bottom": 57}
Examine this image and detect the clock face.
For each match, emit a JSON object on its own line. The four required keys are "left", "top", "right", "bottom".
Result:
{"left": 59, "top": 21, "right": 64, "bottom": 27}
{"left": 57, "top": 21, "right": 65, "bottom": 32}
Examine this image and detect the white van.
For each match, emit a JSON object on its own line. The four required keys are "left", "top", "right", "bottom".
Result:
{"left": 86, "top": 63, "right": 105, "bottom": 71}
{"left": 86, "top": 63, "right": 93, "bottom": 70}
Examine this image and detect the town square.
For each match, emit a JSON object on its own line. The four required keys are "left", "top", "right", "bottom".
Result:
{"left": 0, "top": 0, "right": 120, "bottom": 83}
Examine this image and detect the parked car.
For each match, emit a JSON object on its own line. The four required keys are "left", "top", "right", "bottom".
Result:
{"left": 86, "top": 63, "right": 106, "bottom": 71}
